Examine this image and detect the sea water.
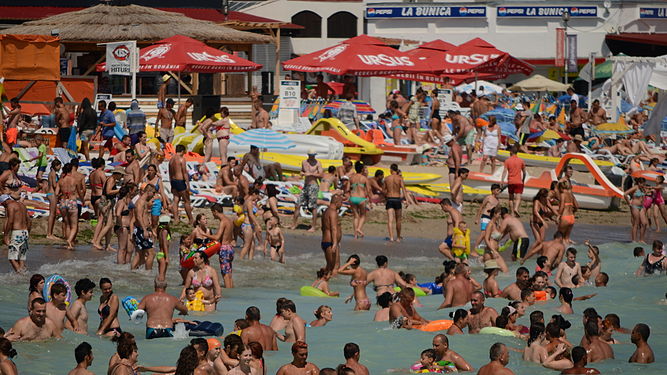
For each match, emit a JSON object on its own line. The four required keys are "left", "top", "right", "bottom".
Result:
{"left": 0, "top": 233, "right": 666, "bottom": 374}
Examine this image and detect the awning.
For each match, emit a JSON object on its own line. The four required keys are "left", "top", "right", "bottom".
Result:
{"left": 605, "top": 33, "right": 667, "bottom": 57}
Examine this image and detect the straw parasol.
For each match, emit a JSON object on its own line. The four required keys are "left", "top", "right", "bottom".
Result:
{"left": 1, "top": 4, "right": 271, "bottom": 44}
{"left": 508, "top": 74, "right": 571, "bottom": 92}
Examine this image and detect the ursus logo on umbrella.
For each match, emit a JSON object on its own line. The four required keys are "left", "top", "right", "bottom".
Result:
{"left": 317, "top": 44, "right": 349, "bottom": 62}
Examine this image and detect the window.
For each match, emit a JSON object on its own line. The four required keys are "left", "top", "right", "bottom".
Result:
{"left": 327, "top": 12, "right": 357, "bottom": 38}
{"left": 291, "top": 11, "right": 322, "bottom": 38}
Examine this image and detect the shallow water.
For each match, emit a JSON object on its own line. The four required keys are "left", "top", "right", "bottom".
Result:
{"left": 0, "top": 226, "right": 666, "bottom": 374}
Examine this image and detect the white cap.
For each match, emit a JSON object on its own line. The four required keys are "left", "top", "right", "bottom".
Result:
{"left": 307, "top": 148, "right": 317, "bottom": 155}
{"left": 515, "top": 104, "right": 524, "bottom": 111}
{"left": 443, "top": 134, "right": 454, "bottom": 144}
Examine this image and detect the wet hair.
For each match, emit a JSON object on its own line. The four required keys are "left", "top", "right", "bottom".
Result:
{"left": 347, "top": 254, "right": 361, "bottom": 267}
{"left": 552, "top": 314, "right": 572, "bottom": 330}
{"left": 597, "top": 272, "right": 609, "bottom": 286}
{"left": 546, "top": 286, "right": 557, "bottom": 299}
{"left": 74, "top": 278, "right": 96, "bottom": 297}
{"left": 354, "top": 161, "right": 364, "bottom": 173}
{"left": 320, "top": 369, "right": 337, "bottom": 375}
{"left": 316, "top": 268, "right": 330, "bottom": 279}
{"left": 399, "top": 272, "right": 416, "bottom": 284}
{"left": 495, "top": 315, "right": 509, "bottom": 329}
{"left": 604, "top": 314, "right": 621, "bottom": 329}
{"left": 489, "top": 343, "right": 505, "bottom": 360}
{"left": 546, "top": 322, "right": 561, "bottom": 339}
{"left": 246, "top": 306, "right": 261, "bottom": 321}
{"left": 653, "top": 240, "right": 664, "bottom": 252}
{"left": 516, "top": 267, "right": 529, "bottom": 277}
{"left": 314, "top": 305, "right": 331, "bottom": 319}
{"left": 528, "top": 323, "right": 545, "bottom": 345}
{"left": 235, "top": 319, "right": 249, "bottom": 330}
{"left": 375, "top": 255, "right": 388, "bottom": 267}
{"left": 30, "top": 297, "right": 46, "bottom": 310}
{"left": 530, "top": 311, "right": 544, "bottom": 326}
{"left": 536, "top": 256, "right": 548, "bottom": 269}
{"left": 420, "top": 348, "right": 436, "bottom": 360}
{"left": 280, "top": 299, "right": 296, "bottom": 313}
{"left": 190, "top": 338, "right": 209, "bottom": 353}
{"left": 635, "top": 323, "right": 650, "bottom": 341}
{"left": 443, "top": 260, "right": 457, "bottom": 275}
{"left": 291, "top": 341, "right": 308, "bottom": 354}
{"left": 336, "top": 365, "right": 355, "bottom": 375}
{"left": 74, "top": 341, "right": 93, "bottom": 364}
{"left": 633, "top": 247, "right": 645, "bottom": 257}
{"left": 0, "top": 338, "right": 17, "bottom": 359}
{"left": 449, "top": 309, "right": 468, "bottom": 322}
{"left": 559, "top": 287, "right": 573, "bottom": 305}
{"left": 50, "top": 283, "right": 67, "bottom": 298}
{"left": 343, "top": 342, "right": 360, "bottom": 359}
{"left": 29, "top": 274, "right": 45, "bottom": 293}
{"left": 117, "top": 341, "right": 137, "bottom": 359}
{"left": 583, "top": 307, "right": 600, "bottom": 323}
{"left": 223, "top": 334, "right": 243, "bottom": 351}
{"left": 111, "top": 331, "right": 135, "bottom": 345}
{"left": 520, "top": 288, "right": 534, "bottom": 301}
{"left": 377, "top": 292, "right": 392, "bottom": 308}
{"left": 501, "top": 306, "right": 517, "bottom": 318}
{"left": 585, "top": 320, "right": 599, "bottom": 337}
{"left": 175, "top": 345, "right": 198, "bottom": 375}
{"left": 568, "top": 346, "right": 585, "bottom": 364}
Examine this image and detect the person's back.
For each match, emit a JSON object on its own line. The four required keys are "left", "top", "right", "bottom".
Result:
{"left": 126, "top": 101, "right": 146, "bottom": 135}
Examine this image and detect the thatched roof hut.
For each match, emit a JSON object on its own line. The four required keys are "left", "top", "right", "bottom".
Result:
{"left": 1, "top": 4, "right": 271, "bottom": 45}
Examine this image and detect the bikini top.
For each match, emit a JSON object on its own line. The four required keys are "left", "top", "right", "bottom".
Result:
{"left": 192, "top": 269, "right": 213, "bottom": 288}
{"left": 643, "top": 255, "right": 665, "bottom": 275}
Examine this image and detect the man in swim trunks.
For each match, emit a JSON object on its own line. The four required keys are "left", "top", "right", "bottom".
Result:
{"left": 473, "top": 184, "right": 501, "bottom": 250}
{"left": 241, "top": 145, "right": 283, "bottom": 181}
{"left": 555, "top": 248, "right": 583, "bottom": 288}
{"left": 561, "top": 346, "right": 600, "bottom": 374}
{"left": 343, "top": 343, "right": 369, "bottom": 375}
{"left": 124, "top": 149, "right": 142, "bottom": 185}
{"left": 1, "top": 193, "right": 30, "bottom": 273}
{"left": 157, "top": 98, "right": 176, "bottom": 144}
{"left": 290, "top": 149, "right": 322, "bottom": 232}
{"left": 629, "top": 323, "right": 654, "bottom": 364}
{"left": 132, "top": 184, "right": 156, "bottom": 271}
{"left": 453, "top": 111, "right": 475, "bottom": 164}
{"left": 438, "top": 263, "right": 476, "bottom": 309}
{"left": 501, "top": 267, "right": 530, "bottom": 300}
{"left": 138, "top": 278, "right": 187, "bottom": 339}
{"left": 502, "top": 145, "right": 526, "bottom": 217}
{"left": 444, "top": 135, "right": 462, "bottom": 188}
{"left": 210, "top": 203, "right": 235, "bottom": 288}
{"left": 321, "top": 194, "right": 343, "bottom": 273}
{"left": 498, "top": 207, "right": 530, "bottom": 261}
{"left": 450, "top": 168, "right": 469, "bottom": 212}
{"left": 432, "top": 334, "right": 473, "bottom": 372}
{"left": 521, "top": 232, "right": 566, "bottom": 271}
{"left": 241, "top": 306, "right": 278, "bottom": 351}
{"left": 175, "top": 97, "right": 193, "bottom": 130}
{"left": 54, "top": 97, "right": 72, "bottom": 148}
{"left": 5, "top": 297, "right": 60, "bottom": 341}
{"left": 477, "top": 343, "right": 514, "bottom": 375}
{"left": 384, "top": 164, "right": 409, "bottom": 242}
{"left": 169, "top": 144, "right": 194, "bottom": 224}
{"left": 276, "top": 341, "right": 319, "bottom": 375}
{"left": 568, "top": 100, "right": 586, "bottom": 138}
{"left": 438, "top": 198, "right": 462, "bottom": 260}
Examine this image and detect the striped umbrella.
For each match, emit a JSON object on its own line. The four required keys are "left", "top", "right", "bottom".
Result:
{"left": 230, "top": 128, "right": 296, "bottom": 150}
{"left": 324, "top": 100, "right": 376, "bottom": 114}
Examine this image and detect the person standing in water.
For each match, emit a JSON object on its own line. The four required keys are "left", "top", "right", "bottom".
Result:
{"left": 555, "top": 248, "right": 583, "bottom": 288}
{"left": 477, "top": 343, "right": 514, "bottom": 375}
{"left": 629, "top": 323, "right": 654, "bottom": 364}
{"left": 67, "top": 341, "right": 95, "bottom": 375}
{"left": 138, "top": 278, "right": 188, "bottom": 339}
{"left": 366, "top": 255, "right": 408, "bottom": 296}
{"left": 384, "top": 163, "right": 409, "bottom": 242}
{"left": 337, "top": 254, "right": 370, "bottom": 311}
{"left": 276, "top": 341, "right": 319, "bottom": 375}
{"left": 210, "top": 203, "right": 235, "bottom": 288}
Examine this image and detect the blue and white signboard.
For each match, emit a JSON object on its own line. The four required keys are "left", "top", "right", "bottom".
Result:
{"left": 639, "top": 8, "right": 667, "bottom": 18}
{"left": 496, "top": 6, "right": 598, "bottom": 18}
{"left": 365, "top": 6, "right": 486, "bottom": 19}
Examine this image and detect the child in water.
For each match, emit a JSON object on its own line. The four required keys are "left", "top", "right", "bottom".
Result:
{"left": 184, "top": 287, "right": 206, "bottom": 312}
{"left": 452, "top": 221, "right": 471, "bottom": 261}
{"left": 411, "top": 349, "right": 440, "bottom": 373}
{"left": 265, "top": 217, "right": 285, "bottom": 263}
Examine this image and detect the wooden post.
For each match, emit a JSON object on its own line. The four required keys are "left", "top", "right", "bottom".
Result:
{"left": 274, "top": 27, "right": 281, "bottom": 95}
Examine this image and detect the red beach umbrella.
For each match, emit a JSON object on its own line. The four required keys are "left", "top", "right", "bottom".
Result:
{"left": 282, "top": 34, "right": 438, "bottom": 76}
{"left": 97, "top": 35, "right": 261, "bottom": 73}
{"left": 441, "top": 37, "right": 533, "bottom": 79}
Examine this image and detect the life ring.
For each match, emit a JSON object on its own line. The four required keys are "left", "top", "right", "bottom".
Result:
{"left": 42, "top": 274, "right": 72, "bottom": 305}
{"left": 534, "top": 290, "right": 548, "bottom": 301}
{"left": 479, "top": 326, "right": 516, "bottom": 337}
{"left": 415, "top": 319, "right": 453, "bottom": 332}
{"left": 299, "top": 286, "right": 336, "bottom": 298}
{"left": 393, "top": 286, "right": 427, "bottom": 297}
{"left": 180, "top": 241, "right": 222, "bottom": 269}
{"left": 121, "top": 296, "right": 145, "bottom": 324}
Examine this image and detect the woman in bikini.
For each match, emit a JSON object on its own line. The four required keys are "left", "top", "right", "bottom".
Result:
{"left": 529, "top": 188, "right": 558, "bottom": 256}
{"left": 97, "top": 277, "right": 122, "bottom": 337}
{"left": 388, "top": 100, "right": 406, "bottom": 145}
{"left": 134, "top": 131, "right": 151, "bottom": 166}
{"left": 311, "top": 268, "right": 339, "bottom": 297}
{"left": 189, "top": 214, "right": 212, "bottom": 248}
{"left": 180, "top": 251, "right": 221, "bottom": 311}
{"left": 636, "top": 240, "right": 667, "bottom": 276}
{"left": 199, "top": 108, "right": 217, "bottom": 163}
{"left": 55, "top": 163, "right": 80, "bottom": 250}
{"left": 239, "top": 190, "right": 261, "bottom": 260}
{"left": 624, "top": 177, "right": 648, "bottom": 243}
{"left": 93, "top": 168, "right": 124, "bottom": 251}
{"left": 46, "top": 159, "right": 62, "bottom": 240}
{"left": 114, "top": 186, "right": 133, "bottom": 265}
{"left": 264, "top": 216, "right": 285, "bottom": 263}
{"left": 0, "top": 158, "right": 22, "bottom": 195}
{"left": 349, "top": 161, "right": 371, "bottom": 239}
{"left": 482, "top": 207, "right": 509, "bottom": 273}
{"left": 557, "top": 181, "right": 578, "bottom": 245}
{"left": 108, "top": 342, "right": 138, "bottom": 375}
{"left": 337, "top": 254, "right": 371, "bottom": 311}
{"left": 482, "top": 261, "right": 502, "bottom": 298}
{"left": 261, "top": 184, "right": 281, "bottom": 225}
{"left": 214, "top": 106, "right": 231, "bottom": 161}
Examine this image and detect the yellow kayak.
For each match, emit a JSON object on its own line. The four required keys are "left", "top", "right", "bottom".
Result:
{"left": 496, "top": 150, "right": 615, "bottom": 172}
{"left": 258, "top": 152, "right": 441, "bottom": 185}
{"left": 408, "top": 184, "right": 490, "bottom": 202}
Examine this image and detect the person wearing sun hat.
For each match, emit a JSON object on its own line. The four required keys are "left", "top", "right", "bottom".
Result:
{"left": 567, "top": 134, "right": 584, "bottom": 153}
{"left": 483, "top": 259, "right": 502, "bottom": 298}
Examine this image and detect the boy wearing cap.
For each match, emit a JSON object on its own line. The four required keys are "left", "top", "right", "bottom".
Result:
{"left": 1, "top": 193, "right": 30, "bottom": 273}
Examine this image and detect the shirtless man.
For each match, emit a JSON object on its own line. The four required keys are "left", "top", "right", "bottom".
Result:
{"left": 276, "top": 300, "right": 306, "bottom": 343}
{"left": 54, "top": 97, "right": 72, "bottom": 148}
{"left": 629, "top": 323, "right": 654, "bottom": 364}
{"left": 521, "top": 232, "right": 566, "bottom": 271}
{"left": 477, "top": 343, "right": 514, "bottom": 375}
{"left": 157, "top": 98, "right": 176, "bottom": 143}
{"left": 46, "top": 283, "right": 82, "bottom": 335}
{"left": 67, "top": 278, "right": 96, "bottom": 335}
{"left": 343, "top": 343, "right": 369, "bottom": 375}
{"left": 473, "top": 184, "right": 501, "bottom": 249}
{"left": 501, "top": 267, "right": 530, "bottom": 300}
{"left": 5, "top": 298, "right": 60, "bottom": 341}
{"left": 453, "top": 112, "right": 475, "bottom": 163}
{"left": 583, "top": 241, "right": 602, "bottom": 281}
{"left": 276, "top": 341, "right": 319, "bottom": 375}
{"left": 444, "top": 135, "right": 462, "bottom": 188}
{"left": 205, "top": 338, "right": 228, "bottom": 375}
{"left": 131, "top": 185, "right": 156, "bottom": 271}
{"left": 561, "top": 346, "right": 600, "bottom": 375}
{"left": 250, "top": 98, "right": 269, "bottom": 129}
{"left": 191, "top": 338, "right": 215, "bottom": 375}
{"left": 321, "top": 195, "right": 343, "bottom": 273}
{"left": 175, "top": 98, "right": 193, "bottom": 130}
{"left": 314, "top": 74, "right": 335, "bottom": 99}
{"left": 290, "top": 150, "right": 322, "bottom": 231}
{"left": 169, "top": 145, "right": 194, "bottom": 224}
{"left": 241, "top": 145, "right": 283, "bottom": 181}
{"left": 498, "top": 207, "right": 530, "bottom": 261}
{"left": 568, "top": 101, "right": 586, "bottom": 138}
{"left": 389, "top": 288, "right": 428, "bottom": 329}
{"left": 210, "top": 203, "right": 235, "bottom": 288}
{"left": 581, "top": 320, "right": 614, "bottom": 362}
{"left": 432, "top": 334, "right": 473, "bottom": 372}
{"left": 467, "top": 291, "right": 498, "bottom": 334}
{"left": 4, "top": 98, "right": 22, "bottom": 131}
{"left": 217, "top": 157, "right": 239, "bottom": 196}
{"left": 438, "top": 264, "right": 474, "bottom": 309}
{"left": 588, "top": 100, "right": 606, "bottom": 126}
{"left": 138, "top": 278, "right": 188, "bottom": 339}
{"left": 438, "top": 198, "right": 463, "bottom": 260}
{"left": 124, "top": 149, "right": 142, "bottom": 184}
{"left": 384, "top": 164, "right": 408, "bottom": 242}
{"left": 368, "top": 169, "right": 384, "bottom": 202}
{"left": 2, "top": 194, "right": 30, "bottom": 272}
{"left": 366, "top": 255, "right": 407, "bottom": 296}
{"left": 67, "top": 342, "right": 94, "bottom": 375}
{"left": 450, "top": 168, "right": 469, "bottom": 212}
{"left": 555, "top": 248, "right": 583, "bottom": 288}
{"left": 241, "top": 306, "right": 278, "bottom": 351}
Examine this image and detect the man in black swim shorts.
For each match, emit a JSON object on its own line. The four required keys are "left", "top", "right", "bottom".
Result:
{"left": 321, "top": 195, "right": 343, "bottom": 272}
{"left": 384, "top": 164, "right": 408, "bottom": 242}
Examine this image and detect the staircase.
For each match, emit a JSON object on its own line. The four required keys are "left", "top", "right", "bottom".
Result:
{"left": 111, "top": 96, "right": 254, "bottom": 128}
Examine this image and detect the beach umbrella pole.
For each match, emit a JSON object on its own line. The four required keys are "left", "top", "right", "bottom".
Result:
{"left": 178, "top": 71, "right": 181, "bottom": 105}
{"left": 588, "top": 52, "right": 595, "bottom": 110}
